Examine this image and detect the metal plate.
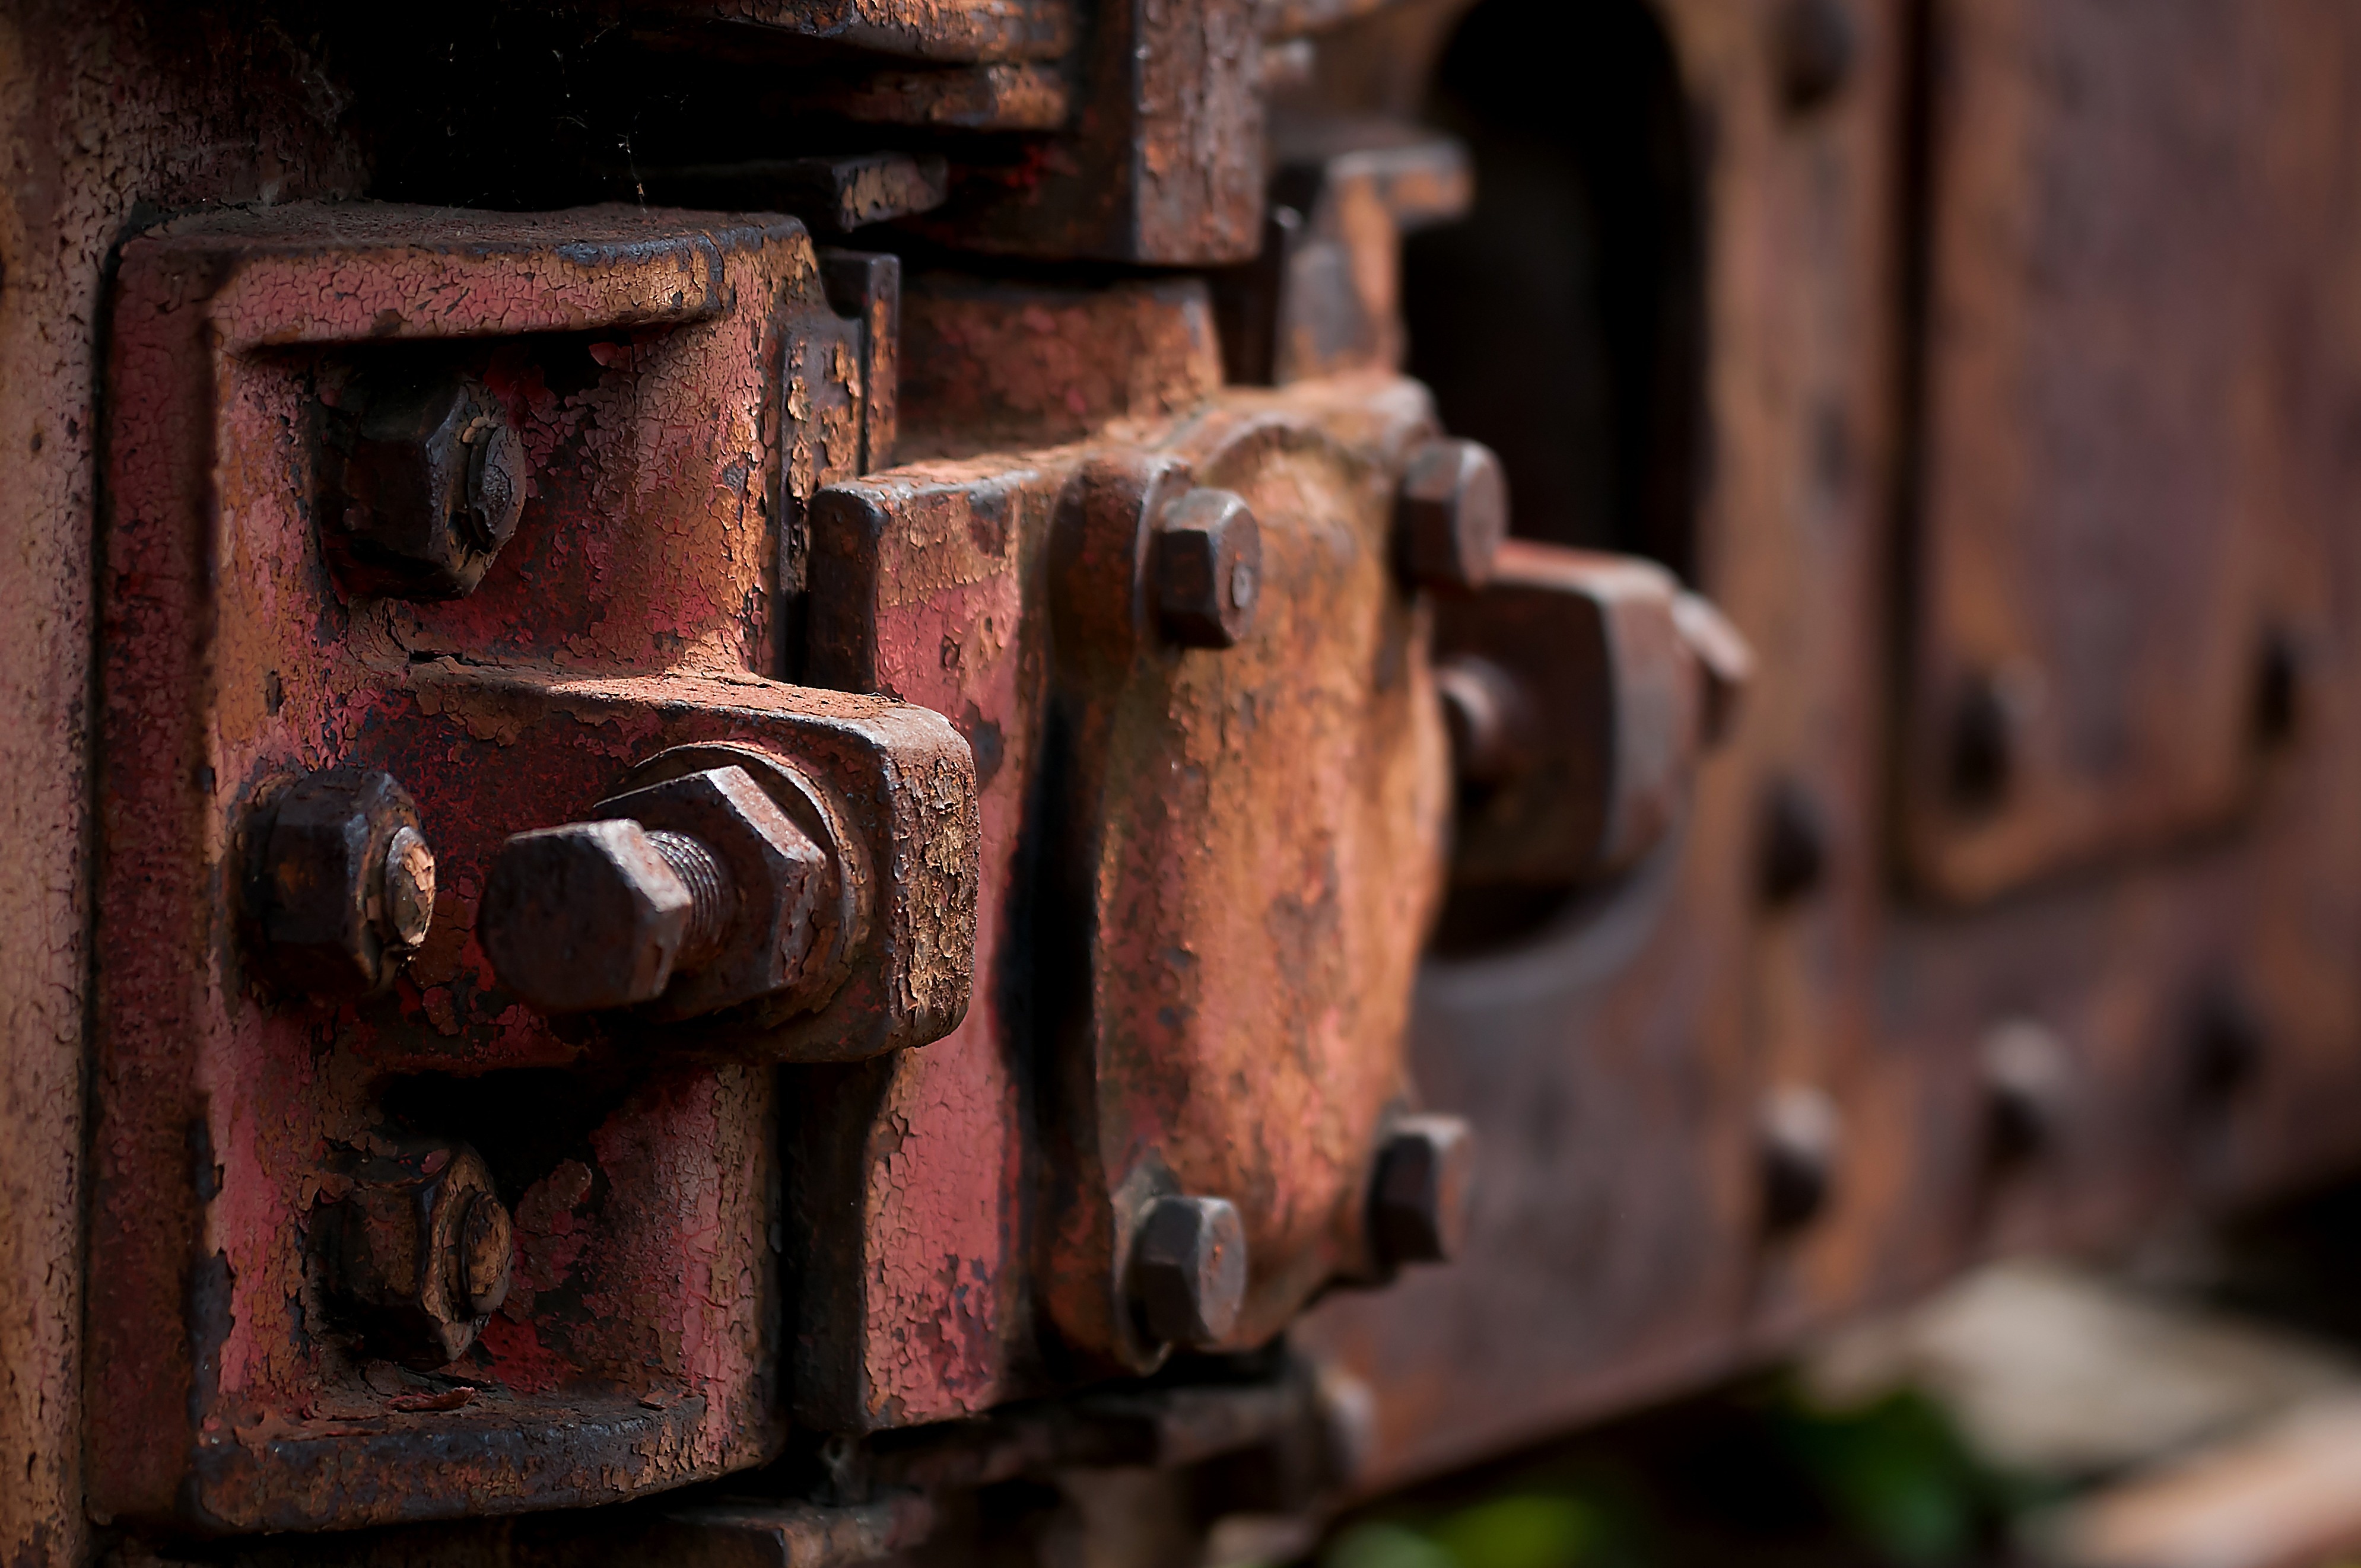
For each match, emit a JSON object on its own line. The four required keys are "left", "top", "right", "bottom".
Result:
{"left": 1899, "top": 0, "right": 2331, "bottom": 901}
{"left": 87, "top": 205, "right": 966, "bottom": 1529}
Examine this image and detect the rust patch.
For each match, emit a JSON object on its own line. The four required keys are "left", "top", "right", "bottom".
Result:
{"left": 85, "top": 204, "right": 960, "bottom": 1528}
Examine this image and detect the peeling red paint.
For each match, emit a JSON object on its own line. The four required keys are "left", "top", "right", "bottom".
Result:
{"left": 86, "top": 204, "right": 973, "bottom": 1531}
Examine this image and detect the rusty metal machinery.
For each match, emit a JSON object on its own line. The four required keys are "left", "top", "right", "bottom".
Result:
{"left": 4, "top": 0, "right": 2360, "bottom": 1561}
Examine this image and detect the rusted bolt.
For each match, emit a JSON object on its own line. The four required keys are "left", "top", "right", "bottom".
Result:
{"left": 324, "top": 1138, "right": 512, "bottom": 1369}
{"left": 1982, "top": 1018, "right": 2071, "bottom": 1160}
{"left": 1435, "top": 655, "right": 1531, "bottom": 787}
{"left": 249, "top": 768, "right": 437, "bottom": 997}
{"left": 2191, "top": 986, "right": 2265, "bottom": 1101}
{"left": 482, "top": 819, "right": 694, "bottom": 1012}
{"left": 1758, "top": 778, "right": 1828, "bottom": 906}
{"left": 323, "top": 373, "right": 527, "bottom": 600}
{"left": 2252, "top": 625, "right": 2303, "bottom": 750}
{"left": 1395, "top": 437, "right": 1508, "bottom": 593}
{"left": 383, "top": 826, "right": 437, "bottom": 950}
{"left": 1775, "top": 0, "right": 1857, "bottom": 113}
{"left": 1152, "top": 487, "right": 1263, "bottom": 648}
{"left": 1674, "top": 590, "right": 1754, "bottom": 747}
{"left": 1759, "top": 1085, "right": 1841, "bottom": 1233}
{"left": 457, "top": 1191, "right": 513, "bottom": 1315}
{"left": 482, "top": 764, "right": 831, "bottom": 1019}
{"left": 1369, "top": 1114, "right": 1475, "bottom": 1271}
{"left": 1946, "top": 669, "right": 2017, "bottom": 813}
{"left": 1314, "top": 1366, "right": 1380, "bottom": 1495}
{"left": 1128, "top": 1195, "right": 1248, "bottom": 1350}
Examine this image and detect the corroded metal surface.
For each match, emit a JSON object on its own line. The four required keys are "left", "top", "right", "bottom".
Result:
{"left": 1216, "top": 120, "right": 1475, "bottom": 387}
{"left": 1898, "top": 0, "right": 2331, "bottom": 902}
{"left": 799, "top": 274, "right": 1462, "bottom": 1422}
{"left": 0, "top": 8, "right": 377, "bottom": 1556}
{"left": 895, "top": 273, "right": 1226, "bottom": 460}
{"left": 1432, "top": 540, "right": 1734, "bottom": 889}
{"left": 1292, "top": 0, "right": 2361, "bottom": 1505}
{"left": 11, "top": 0, "right": 2361, "bottom": 1560}
{"left": 1037, "top": 383, "right": 1453, "bottom": 1369}
{"left": 88, "top": 204, "right": 975, "bottom": 1529}
{"left": 633, "top": 0, "right": 1079, "bottom": 63}
{"left": 800, "top": 457, "right": 1049, "bottom": 1431}
{"left": 905, "top": 0, "right": 1266, "bottom": 262}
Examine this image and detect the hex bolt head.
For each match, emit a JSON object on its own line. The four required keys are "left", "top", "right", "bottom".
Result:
{"left": 457, "top": 1188, "right": 516, "bottom": 1316}
{"left": 323, "top": 373, "right": 527, "bottom": 600}
{"left": 1758, "top": 778, "right": 1829, "bottom": 906}
{"left": 482, "top": 765, "right": 831, "bottom": 1020}
{"left": 1758, "top": 1085, "right": 1841, "bottom": 1233}
{"left": 1947, "top": 669, "right": 2019, "bottom": 814}
{"left": 1152, "top": 488, "right": 1263, "bottom": 648}
{"left": 480, "top": 818, "right": 695, "bottom": 1013}
{"left": 325, "top": 1138, "right": 512, "bottom": 1369}
{"left": 2191, "top": 986, "right": 2266, "bottom": 1102}
{"left": 1674, "top": 590, "right": 1755, "bottom": 748}
{"left": 1369, "top": 1114, "right": 1475, "bottom": 1271}
{"left": 250, "top": 769, "right": 437, "bottom": 997}
{"left": 382, "top": 825, "right": 437, "bottom": 950}
{"left": 1982, "top": 1018, "right": 2071, "bottom": 1161}
{"left": 1395, "top": 438, "right": 1508, "bottom": 594}
{"left": 1128, "top": 1195, "right": 1248, "bottom": 1350}
{"left": 593, "top": 766, "right": 828, "bottom": 1019}
{"left": 2251, "top": 625, "right": 2304, "bottom": 750}
{"left": 1435, "top": 656, "right": 1531, "bottom": 787}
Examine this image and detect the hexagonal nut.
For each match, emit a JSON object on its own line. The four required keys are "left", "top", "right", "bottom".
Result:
{"left": 1152, "top": 488, "right": 1263, "bottom": 648}
{"left": 250, "top": 769, "right": 435, "bottom": 997}
{"left": 324, "top": 374, "right": 526, "bottom": 600}
{"left": 325, "top": 1138, "right": 512, "bottom": 1369}
{"left": 1369, "top": 1114, "right": 1475, "bottom": 1271}
{"left": 1395, "top": 437, "right": 1508, "bottom": 593}
{"left": 1673, "top": 589, "right": 1754, "bottom": 748}
{"left": 481, "top": 818, "right": 694, "bottom": 1013}
{"left": 1777, "top": 0, "right": 1858, "bottom": 113}
{"left": 594, "top": 765, "right": 828, "bottom": 1019}
{"left": 1435, "top": 654, "right": 1533, "bottom": 787}
{"left": 1128, "top": 1194, "right": 1248, "bottom": 1349}
{"left": 1983, "top": 1017, "right": 2072, "bottom": 1159}
{"left": 615, "top": 742, "right": 870, "bottom": 1022}
{"left": 1759, "top": 1084, "right": 1842, "bottom": 1233}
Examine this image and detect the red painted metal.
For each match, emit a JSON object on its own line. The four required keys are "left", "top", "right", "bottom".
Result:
{"left": 802, "top": 457, "right": 1047, "bottom": 1429}
{"left": 89, "top": 205, "right": 976, "bottom": 1529}
{"left": 16, "top": 2, "right": 2352, "bottom": 1559}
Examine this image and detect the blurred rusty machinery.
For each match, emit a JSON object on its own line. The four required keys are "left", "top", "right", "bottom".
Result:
{"left": 5, "top": 0, "right": 2361, "bottom": 1562}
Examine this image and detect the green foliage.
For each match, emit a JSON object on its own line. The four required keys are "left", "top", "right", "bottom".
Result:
{"left": 1316, "top": 1373, "right": 2041, "bottom": 1568}
{"left": 1429, "top": 1494, "right": 1603, "bottom": 1568}
{"left": 1325, "top": 1522, "right": 1461, "bottom": 1568}
{"left": 1324, "top": 1493, "right": 1606, "bottom": 1568}
{"left": 1768, "top": 1387, "right": 1995, "bottom": 1566}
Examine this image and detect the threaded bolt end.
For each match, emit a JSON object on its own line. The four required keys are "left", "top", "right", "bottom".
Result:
{"left": 645, "top": 830, "right": 733, "bottom": 971}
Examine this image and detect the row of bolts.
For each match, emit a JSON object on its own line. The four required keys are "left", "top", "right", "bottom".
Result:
{"left": 285, "top": 407, "right": 2246, "bottom": 1372}
{"left": 278, "top": 437, "right": 1508, "bottom": 1369}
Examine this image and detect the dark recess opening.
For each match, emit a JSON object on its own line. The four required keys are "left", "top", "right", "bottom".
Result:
{"left": 1409, "top": 0, "right": 1705, "bottom": 956}
{"left": 1402, "top": 0, "right": 1705, "bottom": 578}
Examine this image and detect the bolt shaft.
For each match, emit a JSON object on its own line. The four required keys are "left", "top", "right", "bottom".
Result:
{"left": 646, "top": 830, "right": 733, "bottom": 971}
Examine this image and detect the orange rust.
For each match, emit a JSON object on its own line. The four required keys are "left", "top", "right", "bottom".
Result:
{"left": 897, "top": 275, "right": 1226, "bottom": 461}
{"left": 1041, "top": 388, "right": 1453, "bottom": 1367}
{"left": 20, "top": 0, "right": 2361, "bottom": 1550}
{"left": 804, "top": 364, "right": 1455, "bottom": 1407}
